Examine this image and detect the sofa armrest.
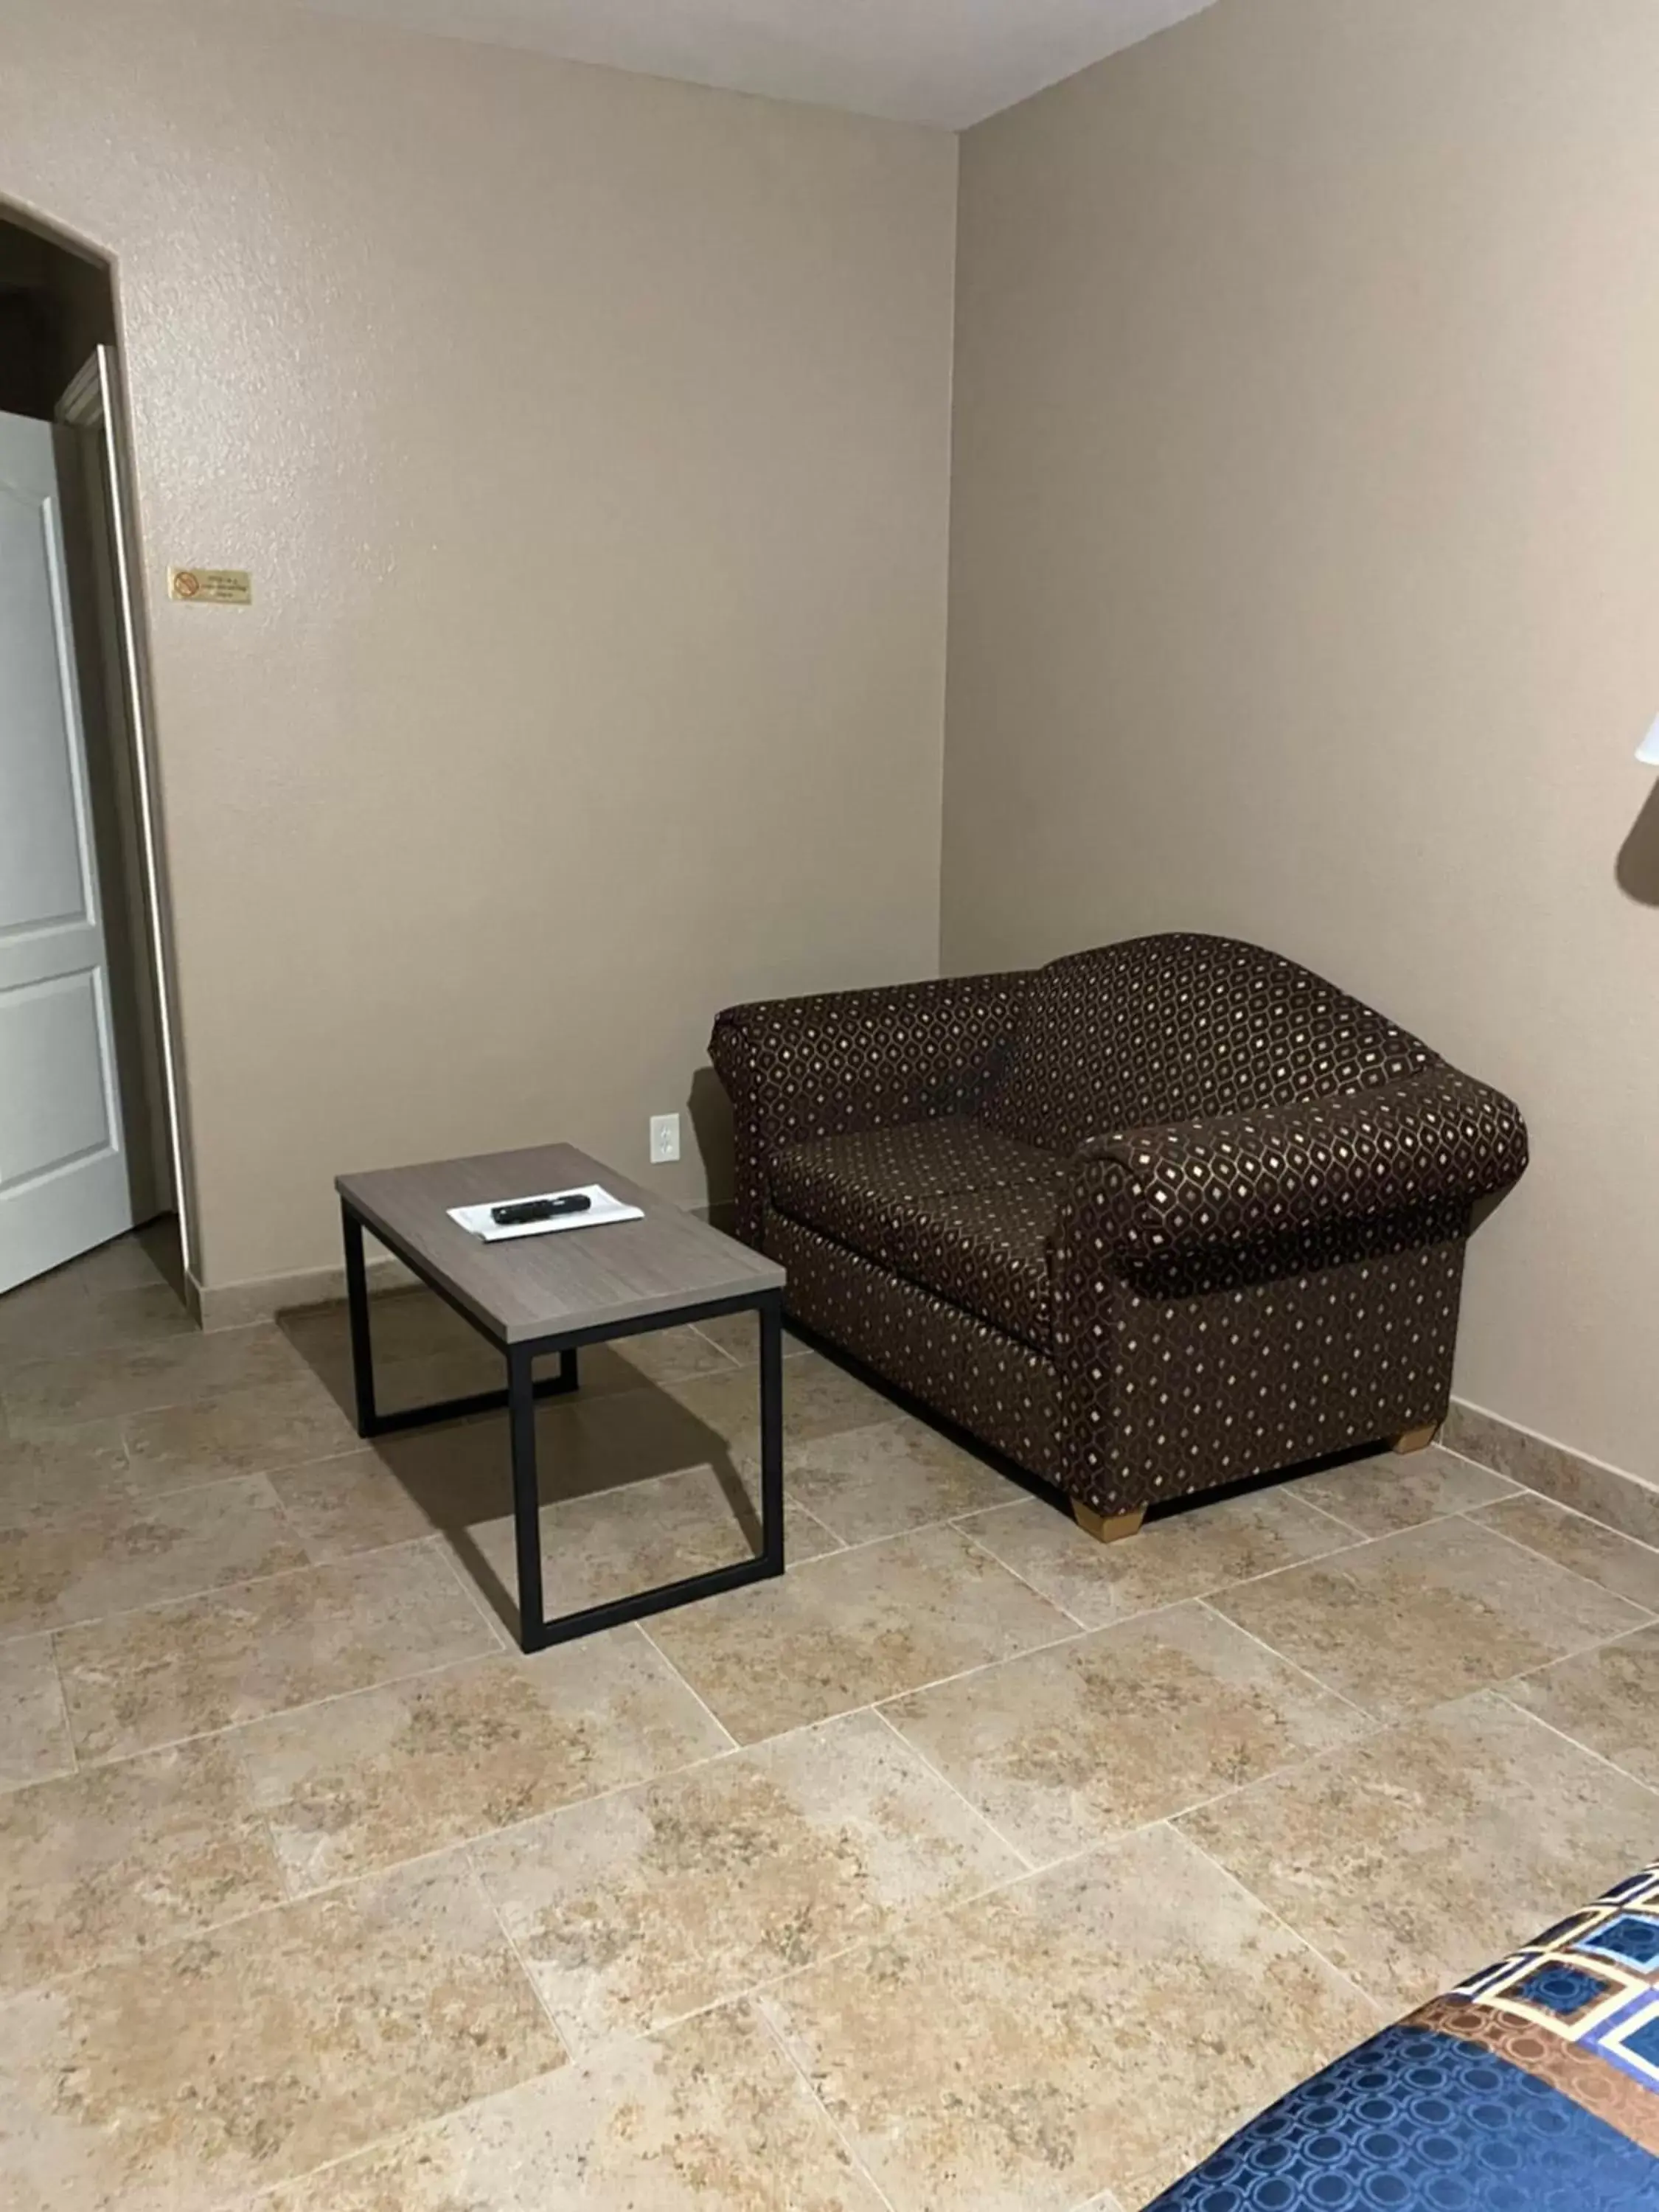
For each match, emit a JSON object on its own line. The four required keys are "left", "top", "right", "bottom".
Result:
{"left": 709, "top": 970, "right": 1029, "bottom": 1248}
{"left": 1054, "top": 1068, "right": 1528, "bottom": 1281}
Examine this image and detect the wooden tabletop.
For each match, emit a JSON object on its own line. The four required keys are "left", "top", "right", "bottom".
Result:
{"left": 336, "top": 1142, "right": 784, "bottom": 1344}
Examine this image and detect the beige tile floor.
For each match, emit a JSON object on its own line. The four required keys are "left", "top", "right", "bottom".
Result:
{"left": 2, "top": 1234, "right": 1658, "bottom": 2212}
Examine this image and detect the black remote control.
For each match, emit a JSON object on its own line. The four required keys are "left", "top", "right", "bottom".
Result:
{"left": 491, "top": 1194, "right": 593, "bottom": 1227}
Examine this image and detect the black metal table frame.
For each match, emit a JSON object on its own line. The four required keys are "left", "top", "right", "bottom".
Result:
{"left": 341, "top": 1200, "right": 785, "bottom": 1653}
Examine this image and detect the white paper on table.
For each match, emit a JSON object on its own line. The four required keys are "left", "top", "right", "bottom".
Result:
{"left": 446, "top": 1185, "right": 644, "bottom": 1242}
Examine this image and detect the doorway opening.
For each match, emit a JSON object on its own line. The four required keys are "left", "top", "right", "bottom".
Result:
{"left": 0, "top": 207, "right": 190, "bottom": 1304}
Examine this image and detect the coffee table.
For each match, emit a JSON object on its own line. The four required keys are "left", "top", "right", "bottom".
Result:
{"left": 335, "top": 1141, "right": 786, "bottom": 1652}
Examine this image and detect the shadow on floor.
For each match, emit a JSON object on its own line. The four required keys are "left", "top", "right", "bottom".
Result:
{"left": 781, "top": 1311, "right": 1397, "bottom": 1529}
{"left": 273, "top": 1282, "right": 1394, "bottom": 1641}
{"left": 274, "top": 1288, "right": 769, "bottom": 1641}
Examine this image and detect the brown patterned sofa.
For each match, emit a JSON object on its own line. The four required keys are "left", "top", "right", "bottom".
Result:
{"left": 709, "top": 933, "right": 1527, "bottom": 1539}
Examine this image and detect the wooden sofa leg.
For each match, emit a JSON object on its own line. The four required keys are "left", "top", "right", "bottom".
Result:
{"left": 1393, "top": 1423, "right": 1440, "bottom": 1455}
{"left": 1072, "top": 1500, "right": 1146, "bottom": 1545}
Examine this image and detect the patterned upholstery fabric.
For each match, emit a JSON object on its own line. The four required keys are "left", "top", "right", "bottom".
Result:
{"left": 771, "top": 1119, "right": 1060, "bottom": 1349}
{"left": 1060, "top": 1069, "right": 1526, "bottom": 1295}
{"left": 981, "top": 933, "right": 1435, "bottom": 1152}
{"left": 771, "top": 1116, "right": 1053, "bottom": 1240}
{"left": 767, "top": 1209, "right": 1062, "bottom": 1473}
{"left": 880, "top": 1183, "right": 1057, "bottom": 1350}
{"left": 711, "top": 972, "right": 1028, "bottom": 1248}
{"left": 709, "top": 932, "right": 1528, "bottom": 1517}
{"left": 1151, "top": 1865, "right": 1659, "bottom": 2211}
{"left": 1062, "top": 1235, "right": 1468, "bottom": 1517}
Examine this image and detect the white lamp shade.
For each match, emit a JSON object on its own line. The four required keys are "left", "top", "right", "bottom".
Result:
{"left": 1640, "top": 714, "right": 1659, "bottom": 765}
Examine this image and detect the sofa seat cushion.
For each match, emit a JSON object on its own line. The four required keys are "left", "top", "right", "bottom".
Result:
{"left": 880, "top": 1185, "right": 1057, "bottom": 1349}
{"left": 771, "top": 1116, "right": 1052, "bottom": 1232}
{"left": 768, "top": 1117, "right": 1060, "bottom": 1349}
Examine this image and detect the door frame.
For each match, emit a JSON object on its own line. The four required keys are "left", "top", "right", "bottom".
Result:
{"left": 56, "top": 347, "right": 196, "bottom": 1279}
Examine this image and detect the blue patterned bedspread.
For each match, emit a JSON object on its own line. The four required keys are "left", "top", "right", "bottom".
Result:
{"left": 1152, "top": 1863, "right": 1659, "bottom": 2211}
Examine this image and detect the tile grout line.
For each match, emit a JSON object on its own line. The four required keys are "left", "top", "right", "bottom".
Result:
{"left": 1147, "top": 1483, "right": 1650, "bottom": 1633}
{"left": 20, "top": 1528, "right": 447, "bottom": 1660}
{"left": 183, "top": 1672, "right": 1074, "bottom": 1991}
{"left": 635, "top": 1619, "right": 742, "bottom": 1750}
{"left": 1432, "top": 1440, "right": 1659, "bottom": 1552}
{"left": 115, "top": 1436, "right": 370, "bottom": 1510}
{"left": 1501, "top": 1610, "right": 1659, "bottom": 1684}
{"left": 1181, "top": 1521, "right": 1381, "bottom": 1598}
{"left": 0, "top": 1753, "right": 1245, "bottom": 2043}
{"left": 47, "top": 1642, "right": 510, "bottom": 1781}
{"left": 0, "top": 1332, "right": 321, "bottom": 1433}
{"left": 1143, "top": 1723, "right": 1391, "bottom": 1854}
{"left": 763, "top": 1498, "right": 973, "bottom": 1567}
{"left": 945, "top": 1509, "right": 1391, "bottom": 1656}
{"left": 1171, "top": 1820, "right": 1394, "bottom": 2020}
{"left": 510, "top": 1834, "right": 1053, "bottom": 2084}
{"left": 30, "top": 1498, "right": 1078, "bottom": 1781}
{"left": 0, "top": 1836, "right": 455, "bottom": 2016}
{"left": 1488, "top": 1684, "right": 1659, "bottom": 1800}
{"left": 535, "top": 1966, "right": 787, "bottom": 2062}
{"left": 0, "top": 1466, "right": 339, "bottom": 1652}
{"left": 953, "top": 1715, "right": 1402, "bottom": 1894}
{"left": 254, "top": 1467, "right": 324, "bottom": 1579}
{"left": 1473, "top": 1482, "right": 1659, "bottom": 1563}
{"left": 4, "top": 1687, "right": 1056, "bottom": 2005}
{"left": 950, "top": 1514, "right": 1095, "bottom": 1631}
{"left": 193, "top": 2064, "right": 576, "bottom": 2212}
{"left": 1444, "top": 1505, "right": 1659, "bottom": 1623}
{"left": 714, "top": 1793, "right": 1398, "bottom": 2066}
{"left": 951, "top": 1495, "right": 1383, "bottom": 1641}
{"left": 18, "top": 1363, "right": 1650, "bottom": 1863}
{"left": 41, "top": 1631, "right": 80, "bottom": 1780}
{"left": 1191, "top": 1593, "right": 1381, "bottom": 1725}
{"left": 0, "top": 1451, "right": 312, "bottom": 1557}
{"left": 425, "top": 1528, "right": 516, "bottom": 1653}
{"left": 787, "top": 1492, "right": 852, "bottom": 1556}
{"left": 197, "top": 2122, "right": 426, "bottom": 2212}
{"left": 8, "top": 1304, "right": 1649, "bottom": 1989}
{"left": 7, "top": 1380, "right": 989, "bottom": 1644}
{"left": 1281, "top": 1487, "right": 1375, "bottom": 1540}
{"left": 1157, "top": 1652, "right": 1659, "bottom": 1856}
{"left": 0, "top": 1747, "right": 745, "bottom": 2017}
{"left": 52, "top": 1603, "right": 508, "bottom": 1776}
{"left": 245, "top": 1733, "right": 750, "bottom": 1924}
{"left": 866, "top": 1617, "right": 1097, "bottom": 1711}
{"left": 4, "top": 1700, "right": 995, "bottom": 2033}
{"left": 240, "top": 1759, "right": 310, "bottom": 1908}
{"left": 684, "top": 1319, "right": 749, "bottom": 1368}
{"left": 18, "top": 1439, "right": 1646, "bottom": 1778}
{"left": 459, "top": 1844, "right": 577, "bottom": 2065}
{"left": 17, "top": 1773, "right": 1364, "bottom": 2069}
{"left": 865, "top": 1703, "right": 1039, "bottom": 1873}
{"left": 238, "top": 1666, "right": 1136, "bottom": 1946}
{"left": 751, "top": 1999, "right": 905, "bottom": 2212}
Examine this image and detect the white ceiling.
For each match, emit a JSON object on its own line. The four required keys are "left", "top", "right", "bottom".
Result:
{"left": 278, "top": 0, "right": 1219, "bottom": 128}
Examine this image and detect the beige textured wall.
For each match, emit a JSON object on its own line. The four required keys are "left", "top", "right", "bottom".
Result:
{"left": 945, "top": 0, "right": 1659, "bottom": 1480}
{"left": 0, "top": 0, "right": 957, "bottom": 1288}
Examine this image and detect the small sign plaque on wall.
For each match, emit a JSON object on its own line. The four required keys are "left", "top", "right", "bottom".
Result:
{"left": 169, "top": 566, "right": 253, "bottom": 605}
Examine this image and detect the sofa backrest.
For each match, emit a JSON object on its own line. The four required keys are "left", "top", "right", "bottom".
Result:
{"left": 978, "top": 933, "right": 1437, "bottom": 1152}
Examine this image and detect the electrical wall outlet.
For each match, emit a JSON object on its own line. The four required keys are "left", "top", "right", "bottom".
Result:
{"left": 650, "top": 1113, "right": 681, "bottom": 1165}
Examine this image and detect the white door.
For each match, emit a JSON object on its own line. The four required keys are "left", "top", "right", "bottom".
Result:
{"left": 0, "top": 407, "right": 135, "bottom": 1293}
